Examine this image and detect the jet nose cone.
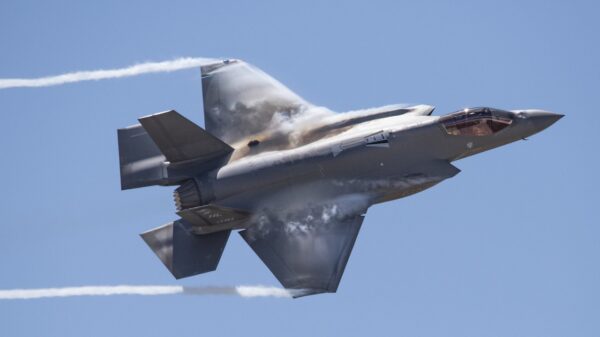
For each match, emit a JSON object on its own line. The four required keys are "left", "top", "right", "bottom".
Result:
{"left": 518, "top": 110, "right": 564, "bottom": 132}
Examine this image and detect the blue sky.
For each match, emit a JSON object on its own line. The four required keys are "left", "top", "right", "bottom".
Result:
{"left": 0, "top": 1, "right": 598, "bottom": 336}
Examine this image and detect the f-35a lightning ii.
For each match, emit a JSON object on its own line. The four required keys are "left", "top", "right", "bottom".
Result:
{"left": 118, "top": 59, "right": 562, "bottom": 297}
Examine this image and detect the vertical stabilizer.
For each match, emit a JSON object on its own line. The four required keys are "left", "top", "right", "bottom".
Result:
{"left": 117, "top": 125, "right": 167, "bottom": 190}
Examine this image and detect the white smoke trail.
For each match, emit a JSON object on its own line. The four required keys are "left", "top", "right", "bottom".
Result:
{"left": 0, "top": 285, "right": 294, "bottom": 300}
{"left": 0, "top": 57, "right": 218, "bottom": 89}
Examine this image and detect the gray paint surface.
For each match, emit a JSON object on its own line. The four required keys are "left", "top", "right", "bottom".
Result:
{"left": 118, "top": 60, "right": 563, "bottom": 296}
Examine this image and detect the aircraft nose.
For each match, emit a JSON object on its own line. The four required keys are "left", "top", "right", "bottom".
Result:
{"left": 518, "top": 110, "right": 564, "bottom": 132}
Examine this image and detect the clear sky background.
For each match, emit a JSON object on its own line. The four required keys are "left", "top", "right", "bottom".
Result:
{"left": 0, "top": 1, "right": 598, "bottom": 336}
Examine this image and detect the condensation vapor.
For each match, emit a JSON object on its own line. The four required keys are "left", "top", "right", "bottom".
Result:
{"left": 0, "top": 57, "right": 218, "bottom": 89}
{"left": 0, "top": 285, "right": 295, "bottom": 300}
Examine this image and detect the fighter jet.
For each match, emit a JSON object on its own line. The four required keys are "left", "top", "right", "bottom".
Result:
{"left": 117, "top": 59, "right": 562, "bottom": 297}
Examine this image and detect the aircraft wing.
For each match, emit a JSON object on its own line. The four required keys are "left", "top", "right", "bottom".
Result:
{"left": 239, "top": 196, "right": 368, "bottom": 297}
{"left": 201, "top": 60, "right": 316, "bottom": 145}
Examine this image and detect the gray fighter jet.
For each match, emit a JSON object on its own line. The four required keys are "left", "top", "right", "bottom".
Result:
{"left": 117, "top": 59, "right": 562, "bottom": 297}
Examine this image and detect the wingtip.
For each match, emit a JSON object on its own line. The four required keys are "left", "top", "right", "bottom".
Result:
{"left": 290, "top": 288, "right": 329, "bottom": 298}
{"left": 201, "top": 59, "right": 243, "bottom": 76}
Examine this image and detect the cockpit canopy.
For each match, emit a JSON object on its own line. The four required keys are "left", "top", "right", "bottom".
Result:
{"left": 440, "top": 107, "right": 513, "bottom": 136}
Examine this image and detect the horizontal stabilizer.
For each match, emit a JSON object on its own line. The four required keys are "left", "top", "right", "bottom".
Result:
{"left": 140, "top": 219, "right": 230, "bottom": 279}
{"left": 138, "top": 110, "right": 233, "bottom": 163}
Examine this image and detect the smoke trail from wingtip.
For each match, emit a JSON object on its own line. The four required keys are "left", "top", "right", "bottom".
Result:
{"left": 0, "top": 285, "right": 294, "bottom": 300}
{"left": 0, "top": 57, "right": 218, "bottom": 89}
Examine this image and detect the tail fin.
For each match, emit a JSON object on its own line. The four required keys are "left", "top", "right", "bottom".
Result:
{"left": 140, "top": 219, "right": 230, "bottom": 279}
{"left": 117, "top": 110, "right": 233, "bottom": 190}
{"left": 118, "top": 125, "right": 167, "bottom": 190}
